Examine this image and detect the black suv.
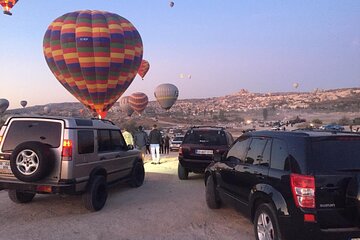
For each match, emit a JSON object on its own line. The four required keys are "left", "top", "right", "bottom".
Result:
{"left": 205, "top": 130, "right": 360, "bottom": 240}
{"left": 178, "top": 126, "right": 233, "bottom": 180}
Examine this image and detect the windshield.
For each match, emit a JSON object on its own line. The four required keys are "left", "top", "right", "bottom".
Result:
{"left": 311, "top": 137, "right": 360, "bottom": 173}
{"left": 173, "top": 137, "right": 184, "bottom": 142}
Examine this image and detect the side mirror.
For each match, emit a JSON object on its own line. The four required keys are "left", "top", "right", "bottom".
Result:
{"left": 127, "top": 144, "right": 134, "bottom": 150}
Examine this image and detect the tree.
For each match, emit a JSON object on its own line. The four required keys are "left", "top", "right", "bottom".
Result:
{"left": 262, "top": 108, "right": 268, "bottom": 121}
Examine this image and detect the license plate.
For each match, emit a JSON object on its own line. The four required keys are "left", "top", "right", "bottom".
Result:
{"left": 0, "top": 160, "right": 12, "bottom": 174}
{"left": 195, "top": 149, "right": 213, "bottom": 155}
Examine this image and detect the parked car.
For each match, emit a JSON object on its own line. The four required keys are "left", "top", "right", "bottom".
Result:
{"left": 205, "top": 130, "right": 360, "bottom": 240}
{"left": 319, "top": 124, "right": 345, "bottom": 131}
{"left": 178, "top": 126, "right": 233, "bottom": 180}
{"left": 170, "top": 135, "right": 184, "bottom": 151}
{"left": 0, "top": 116, "right": 145, "bottom": 211}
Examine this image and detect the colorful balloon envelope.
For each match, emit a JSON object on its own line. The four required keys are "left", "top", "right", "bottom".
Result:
{"left": 1, "top": 0, "right": 18, "bottom": 15}
{"left": 119, "top": 96, "right": 134, "bottom": 117}
{"left": 154, "top": 83, "right": 179, "bottom": 110}
{"left": 43, "top": 10, "right": 143, "bottom": 119}
{"left": 169, "top": 1, "right": 175, "bottom": 7}
{"left": 20, "top": 100, "right": 27, "bottom": 108}
{"left": 129, "top": 92, "right": 148, "bottom": 114}
{"left": 293, "top": 83, "right": 299, "bottom": 89}
{"left": 0, "top": 98, "right": 9, "bottom": 114}
{"left": 138, "top": 59, "right": 150, "bottom": 80}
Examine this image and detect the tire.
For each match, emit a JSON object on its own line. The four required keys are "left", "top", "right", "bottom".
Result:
{"left": 128, "top": 161, "right": 145, "bottom": 188}
{"left": 82, "top": 175, "right": 108, "bottom": 212}
{"left": 178, "top": 162, "right": 189, "bottom": 180}
{"left": 10, "top": 141, "right": 54, "bottom": 182}
{"left": 254, "top": 203, "right": 282, "bottom": 240}
{"left": 8, "top": 189, "right": 35, "bottom": 203}
{"left": 205, "top": 175, "right": 221, "bottom": 209}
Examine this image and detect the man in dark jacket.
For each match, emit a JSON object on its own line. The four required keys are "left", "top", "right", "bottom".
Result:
{"left": 149, "top": 124, "right": 162, "bottom": 164}
{"left": 133, "top": 126, "right": 148, "bottom": 157}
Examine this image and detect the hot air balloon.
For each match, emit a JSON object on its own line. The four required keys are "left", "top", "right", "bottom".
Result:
{"left": 129, "top": 92, "right": 148, "bottom": 114}
{"left": 169, "top": 1, "right": 174, "bottom": 7}
{"left": 138, "top": 59, "right": 150, "bottom": 80}
{"left": 20, "top": 100, "right": 27, "bottom": 108}
{"left": 43, "top": 10, "right": 143, "bottom": 119}
{"left": 44, "top": 106, "right": 51, "bottom": 114}
{"left": 293, "top": 83, "right": 299, "bottom": 89}
{"left": 119, "top": 96, "right": 134, "bottom": 117}
{"left": 1, "top": 0, "right": 18, "bottom": 15}
{"left": 154, "top": 83, "right": 179, "bottom": 110}
{"left": 0, "top": 99, "right": 9, "bottom": 114}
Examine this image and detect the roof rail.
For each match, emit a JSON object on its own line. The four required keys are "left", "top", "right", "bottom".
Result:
{"left": 292, "top": 128, "right": 360, "bottom": 135}
{"left": 190, "top": 125, "right": 225, "bottom": 130}
{"left": 91, "top": 118, "right": 115, "bottom": 125}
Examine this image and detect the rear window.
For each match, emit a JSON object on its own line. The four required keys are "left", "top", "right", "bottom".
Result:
{"left": 173, "top": 136, "right": 184, "bottom": 142}
{"left": 311, "top": 137, "right": 360, "bottom": 173}
{"left": 183, "top": 130, "right": 227, "bottom": 145}
{"left": 2, "top": 120, "right": 62, "bottom": 151}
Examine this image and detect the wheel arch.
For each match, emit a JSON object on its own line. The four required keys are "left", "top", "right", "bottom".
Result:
{"left": 249, "top": 183, "right": 290, "bottom": 222}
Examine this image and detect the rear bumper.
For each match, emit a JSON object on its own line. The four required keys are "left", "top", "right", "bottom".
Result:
{"left": 278, "top": 215, "right": 360, "bottom": 240}
{"left": 178, "top": 156, "right": 212, "bottom": 172}
{"left": 0, "top": 179, "right": 77, "bottom": 194}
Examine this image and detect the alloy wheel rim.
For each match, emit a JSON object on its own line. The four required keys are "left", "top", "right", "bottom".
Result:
{"left": 16, "top": 149, "right": 39, "bottom": 175}
{"left": 257, "top": 212, "right": 274, "bottom": 240}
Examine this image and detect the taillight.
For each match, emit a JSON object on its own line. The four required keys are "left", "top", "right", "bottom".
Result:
{"left": 290, "top": 173, "right": 315, "bottom": 209}
{"left": 62, "top": 139, "right": 72, "bottom": 161}
{"left": 179, "top": 146, "right": 183, "bottom": 155}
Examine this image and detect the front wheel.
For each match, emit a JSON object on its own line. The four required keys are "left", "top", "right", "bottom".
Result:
{"left": 128, "top": 161, "right": 145, "bottom": 188}
{"left": 82, "top": 175, "right": 108, "bottom": 212}
{"left": 8, "top": 189, "right": 35, "bottom": 203}
{"left": 178, "top": 162, "right": 189, "bottom": 180}
{"left": 254, "top": 203, "right": 282, "bottom": 240}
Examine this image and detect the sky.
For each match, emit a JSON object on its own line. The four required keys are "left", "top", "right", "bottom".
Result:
{"left": 0, "top": 0, "right": 359, "bottom": 109}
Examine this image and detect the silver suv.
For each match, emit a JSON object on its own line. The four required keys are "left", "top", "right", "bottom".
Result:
{"left": 0, "top": 116, "right": 145, "bottom": 211}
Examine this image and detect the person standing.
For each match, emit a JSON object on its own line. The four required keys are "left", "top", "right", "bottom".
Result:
{"left": 134, "top": 126, "right": 148, "bottom": 157}
{"left": 164, "top": 134, "right": 170, "bottom": 154}
{"left": 122, "top": 128, "right": 134, "bottom": 147}
{"left": 160, "top": 135, "right": 164, "bottom": 154}
{"left": 149, "top": 124, "right": 162, "bottom": 164}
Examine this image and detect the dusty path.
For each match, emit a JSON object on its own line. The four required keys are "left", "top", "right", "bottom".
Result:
{"left": 0, "top": 153, "right": 254, "bottom": 240}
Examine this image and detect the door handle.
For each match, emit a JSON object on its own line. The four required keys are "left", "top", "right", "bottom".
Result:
{"left": 115, "top": 155, "right": 121, "bottom": 158}
{"left": 100, "top": 157, "right": 107, "bottom": 160}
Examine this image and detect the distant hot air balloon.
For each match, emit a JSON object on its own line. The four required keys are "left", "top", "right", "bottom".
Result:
{"left": 154, "top": 83, "right": 179, "bottom": 110}
{"left": 129, "top": 92, "right": 148, "bottom": 114}
{"left": 187, "top": 74, "right": 191, "bottom": 79}
{"left": 138, "top": 59, "right": 150, "bottom": 80}
{"left": 293, "top": 83, "right": 299, "bottom": 89}
{"left": 20, "top": 100, "right": 27, "bottom": 108}
{"left": 1, "top": 0, "right": 18, "bottom": 15}
{"left": 179, "top": 73, "right": 185, "bottom": 79}
{"left": 0, "top": 99, "right": 9, "bottom": 114}
{"left": 44, "top": 106, "right": 51, "bottom": 114}
{"left": 43, "top": 10, "right": 143, "bottom": 119}
{"left": 169, "top": 1, "right": 174, "bottom": 7}
{"left": 119, "top": 96, "right": 134, "bottom": 117}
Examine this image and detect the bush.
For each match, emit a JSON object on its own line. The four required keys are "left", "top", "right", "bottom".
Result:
{"left": 353, "top": 117, "right": 360, "bottom": 125}
{"left": 338, "top": 116, "right": 351, "bottom": 125}
{"left": 312, "top": 119, "right": 323, "bottom": 124}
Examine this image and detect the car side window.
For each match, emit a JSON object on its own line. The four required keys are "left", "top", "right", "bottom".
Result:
{"left": 226, "top": 137, "right": 250, "bottom": 163}
{"left": 270, "top": 139, "right": 289, "bottom": 170}
{"left": 245, "top": 138, "right": 268, "bottom": 165}
{"left": 78, "top": 130, "right": 94, "bottom": 154}
{"left": 260, "top": 139, "right": 272, "bottom": 167}
{"left": 111, "top": 130, "right": 127, "bottom": 150}
{"left": 98, "top": 130, "right": 112, "bottom": 152}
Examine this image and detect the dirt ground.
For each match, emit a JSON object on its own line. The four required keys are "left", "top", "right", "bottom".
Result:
{"left": 0, "top": 153, "right": 254, "bottom": 240}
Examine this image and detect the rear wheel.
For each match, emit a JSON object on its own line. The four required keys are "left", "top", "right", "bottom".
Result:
{"left": 128, "top": 161, "right": 145, "bottom": 188}
{"left": 178, "top": 162, "right": 189, "bottom": 180}
{"left": 205, "top": 175, "right": 221, "bottom": 209}
{"left": 82, "top": 176, "right": 108, "bottom": 212}
{"left": 254, "top": 203, "right": 282, "bottom": 240}
{"left": 8, "top": 190, "right": 35, "bottom": 203}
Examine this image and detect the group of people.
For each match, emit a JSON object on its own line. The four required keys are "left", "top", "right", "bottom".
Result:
{"left": 122, "top": 125, "right": 171, "bottom": 164}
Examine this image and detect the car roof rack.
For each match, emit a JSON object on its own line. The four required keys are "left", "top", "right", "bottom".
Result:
{"left": 190, "top": 125, "right": 225, "bottom": 130}
{"left": 91, "top": 118, "right": 115, "bottom": 125}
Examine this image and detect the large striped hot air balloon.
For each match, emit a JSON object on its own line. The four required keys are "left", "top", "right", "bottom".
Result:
{"left": 138, "top": 59, "right": 150, "bottom": 80}
{"left": 43, "top": 10, "right": 143, "bottom": 119}
{"left": 119, "top": 96, "right": 134, "bottom": 117}
{"left": 1, "top": 0, "right": 18, "bottom": 15}
{"left": 129, "top": 92, "right": 148, "bottom": 114}
{"left": 154, "top": 83, "right": 179, "bottom": 110}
